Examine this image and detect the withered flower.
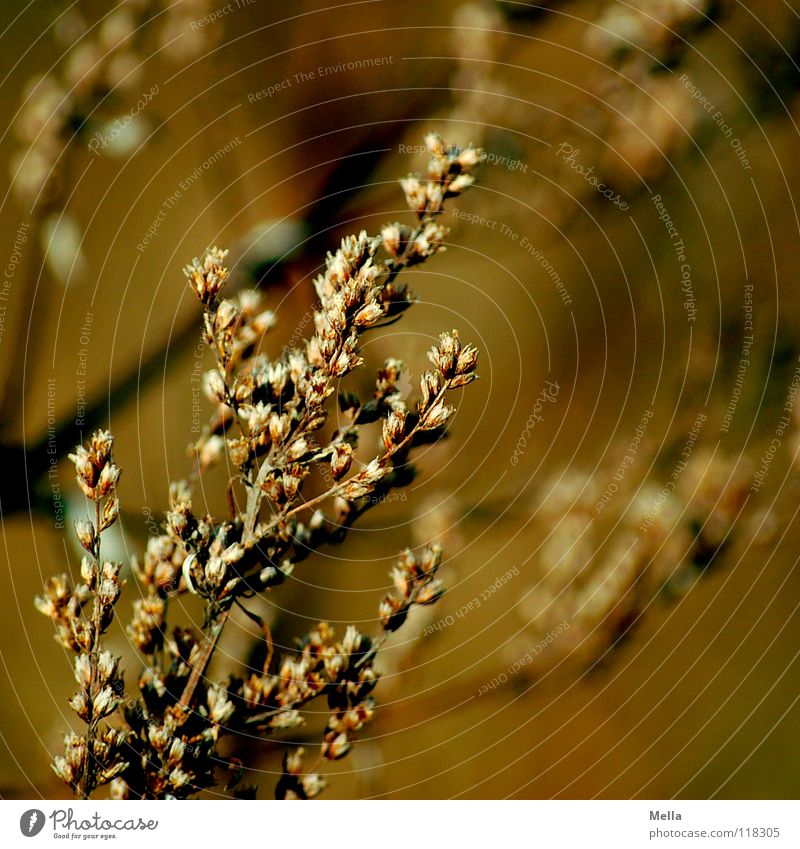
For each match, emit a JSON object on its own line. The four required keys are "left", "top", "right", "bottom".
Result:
{"left": 38, "top": 134, "right": 481, "bottom": 800}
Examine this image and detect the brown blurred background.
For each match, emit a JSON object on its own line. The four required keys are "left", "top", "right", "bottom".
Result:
{"left": 2, "top": 0, "right": 800, "bottom": 799}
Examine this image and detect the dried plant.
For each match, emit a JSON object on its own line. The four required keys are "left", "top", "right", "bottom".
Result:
{"left": 508, "top": 442, "right": 751, "bottom": 680}
{"left": 35, "top": 431, "right": 127, "bottom": 797}
{"left": 12, "top": 1, "right": 218, "bottom": 212}
{"left": 581, "top": 0, "right": 723, "bottom": 187}
{"left": 36, "top": 134, "right": 482, "bottom": 799}
{"left": 418, "top": 0, "right": 730, "bottom": 248}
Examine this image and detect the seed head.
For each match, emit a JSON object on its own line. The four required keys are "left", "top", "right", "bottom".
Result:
{"left": 184, "top": 246, "right": 229, "bottom": 305}
{"left": 74, "top": 518, "right": 96, "bottom": 553}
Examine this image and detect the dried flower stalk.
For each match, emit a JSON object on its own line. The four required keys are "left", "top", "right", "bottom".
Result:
{"left": 36, "top": 431, "right": 127, "bottom": 797}
{"left": 37, "top": 133, "right": 482, "bottom": 799}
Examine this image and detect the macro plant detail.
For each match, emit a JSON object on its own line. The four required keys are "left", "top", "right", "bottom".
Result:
{"left": 4, "top": 0, "right": 799, "bottom": 823}
{"left": 35, "top": 134, "right": 482, "bottom": 800}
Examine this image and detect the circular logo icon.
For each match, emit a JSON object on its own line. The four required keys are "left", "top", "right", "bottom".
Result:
{"left": 19, "top": 809, "right": 46, "bottom": 837}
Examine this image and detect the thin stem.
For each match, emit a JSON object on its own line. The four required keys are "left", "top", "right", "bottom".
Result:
{"left": 355, "top": 634, "right": 386, "bottom": 669}
{"left": 178, "top": 609, "right": 230, "bottom": 712}
{"left": 78, "top": 499, "right": 103, "bottom": 799}
{"left": 234, "top": 600, "right": 274, "bottom": 675}
{"left": 242, "top": 457, "right": 275, "bottom": 546}
{"left": 241, "top": 406, "right": 317, "bottom": 546}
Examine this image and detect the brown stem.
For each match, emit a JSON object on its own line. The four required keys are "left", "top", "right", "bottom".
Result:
{"left": 240, "top": 406, "right": 318, "bottom": 546}
{"left": 235, "top": 600, "right": 274, "bottom": 675}
{"left": 77, "top": 499, "right": 104, "bottom": 799}
{"left": 242, "top": 457, "right": 276, "bottom": 546}
{"left": 178, "top": 609, "right": 230, "bottom": 712}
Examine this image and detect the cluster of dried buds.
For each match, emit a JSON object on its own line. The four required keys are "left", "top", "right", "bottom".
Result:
{"left": 180, "top": 133, "right": 481, "bottom": 614}
{"left": 230, "top": 621, "right": 380, "bottom": 785}
{"left": 37, "top": 134, "right": 481, "bottom": 799}
{"left": 507, "top": 445, "right": 751, "bottom": 680}
{"left": 116, "top": 691, "right": 225, "bottom": 799}
{"left": 380, "top": 545, "right": 445, "bottom": 632}
{"left": 35, "top": 430, "right": 128, "bottom": 797}
{"left": 247, "top": 558, "right": 442, "bottom": 799}
{"left": 390, "top": 133, "right": 483, "bottom": 265}
{"left": 127, "top": 535, "right": 184, "bottom": 656}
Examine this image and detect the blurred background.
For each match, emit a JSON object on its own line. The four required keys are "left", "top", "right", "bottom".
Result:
{"left": 2, "top": 0, "right": 800, "bottom": 799}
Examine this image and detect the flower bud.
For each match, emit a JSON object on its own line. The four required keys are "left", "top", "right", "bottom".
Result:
{"left": 381, "top": 224, "right": 402, "bottom": 256}
{"left": 80, "top": 556, "right": 95, "bottom": 586}
{"left": 268, "top": 413, "right": 286, "bottom": 443}
{"left": 203, "top": 369, "right": 227, "bottom": 404}
{"left": 419, "top": 543, "right": 442, "bottom": 575}
{"left": 90, "top": 430, "right": 114, "bottom": 468}
{"left": 74, "top": 518, "right": 96, "bottom": 553}
{"left": 382, "top": 410, "right": 407, "bottom": 450}
{"left": 74, "top": 653, "right": 92, "bottom": 690}
{"left": 456, "top": 343, "right": 479, "bottom": 375}
{"left": 97, "top": 463, "right": 121, "bottom": 496}
{"left": 424, "top": 132, "right": 447, "bottom": 156}
{"left": 148, "top": 723, "right": 170, "bottom": 753}
{"left": 214, "top": 299, "right": 240, "bottom": 333}
{"left": 400, "top": 176, "right": 426, "bottom": 214}
{"left": 93, "top": 685, "right": 118, "bottom": 717}
{"left": 100, "top": 497, "right": 120, "bottom": 530}
{"left": 322, "top": 731, "right": 351, "bottom": 760}
{"left": 419, "top": 371, "right": 443, "bottom": 411}
{"left": 448, "top": 173, "right": 475, "bottom": 194}
{"left": 69, "top": 446, "right": 97, "bottom": 488}
{"left": 65, "top": 733, "right": 87, "bottom": 771}
{"left": 167, "top": 738, "right": 185, "bottom": 767}
{"left": 415, "top": 579, "right": 445, "bottom": 605}
{"left": 282, "top": 469, "right": 301, "bottom": 501}
{"left": 287, "top": 437, "right": 308, "bottom": 461}
{"left": 422, "top": 402, "right": 454, "bottom": 430}
{"left": 330, "top": 442, "right": 352, "bottom": 481}
{"left": 68, "top": 691, "right": 90, "bottom": 721}
{"left": 456, "top": 146, "right": 483, "bottom": 170}
{"left": 354, "top": 302, "right": 384, "bottom": 327}
{"left": 334, "top": 496, "right": 351, "bottom": 523}
{"left": 204, "top": 557, "right": 226, "bottom": 588}
{"left": 96, "top": 650, "right": 118, "bottom": 684}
